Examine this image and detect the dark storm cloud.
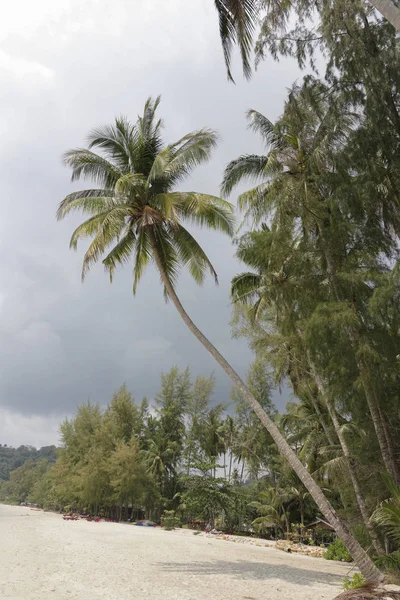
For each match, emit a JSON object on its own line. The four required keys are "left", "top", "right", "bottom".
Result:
{"left": 0, "top": 0, "right": 299, "bottom": 445}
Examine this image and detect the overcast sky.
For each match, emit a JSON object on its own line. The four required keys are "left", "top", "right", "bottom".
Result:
{"left": 0, "top": 0, "right": 301, "bottom": 448}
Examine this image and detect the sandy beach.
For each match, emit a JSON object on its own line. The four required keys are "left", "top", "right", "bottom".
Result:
{"left": 0, "top": 504, "right": 353, "bottom": 600}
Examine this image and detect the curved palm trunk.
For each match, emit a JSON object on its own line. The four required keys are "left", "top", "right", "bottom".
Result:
{"left": 150, "top": 240, "right": 383, "bottom": 582}
{"left": 371, "top": 0, "right": 400, "bottom": 31}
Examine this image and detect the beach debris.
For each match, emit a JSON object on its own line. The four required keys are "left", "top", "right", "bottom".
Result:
{"left": 333, "top": 583, "right": 400, "bottom": 600}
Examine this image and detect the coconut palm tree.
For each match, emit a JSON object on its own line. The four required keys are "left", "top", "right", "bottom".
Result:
{"left": 57, "top": 97, "right": 381, "bottom": 581}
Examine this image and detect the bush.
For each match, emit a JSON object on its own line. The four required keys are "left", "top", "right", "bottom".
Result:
{"left": 342, "top": 573, "right": 365, "bottom": 590}
{"left": 375, "top": 551, "right": 400, "bottom": 583}
{"left": 323, "top": 539, "right": 353, "bottom": 562}
{"left": 161, "top": 510, "right": 181, "bottom": 531}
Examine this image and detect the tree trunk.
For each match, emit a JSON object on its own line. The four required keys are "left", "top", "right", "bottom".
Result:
{"left": 356, "top": 355, "right": 400, "bottom": 484}
{"left": 371, "top": 0, "right": 400, "bottom": 31}
{"left": 306, "top": 382, "right": 337, "bottom": 446}
{"left": 309, "top": 359, "right": 385, "bottom": 555}
{"left": 322, "top": 241, "right": 400, "bottom": 485}
{"left": 150, "top": 239, "right": 383, "bottom": 583}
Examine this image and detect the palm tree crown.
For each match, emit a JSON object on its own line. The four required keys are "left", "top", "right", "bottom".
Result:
{"left": 57, "top": 96, "right": 235, "bottom": 294}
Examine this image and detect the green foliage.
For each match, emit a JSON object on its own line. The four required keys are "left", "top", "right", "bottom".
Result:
{"left": 161, "top": 510, "right": 181, "bottom": 531}
{"left": 375, "top": 551, "right": 400, "bottom": 579}
{"left": 177, "top": 470, "right": 235, "bottom": 527}
{"left": 372, "top": 475, "right": 400, "bottom": 545}
{"left": 342, "top": 574, "right": 366, "bottom": 590}
{"left": 58, "top": 97, "right": 234, "bottom": 297}
{"left": 0, "top": 445, "right": 57, "bottom": 481}
{"left": 324, "top": 539, "right": 353, "bottom": 563}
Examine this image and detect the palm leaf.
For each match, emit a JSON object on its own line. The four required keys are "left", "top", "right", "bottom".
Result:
{"left": 102, "top": 229, "right": 137, "bottom": 282}
{"left": 80, "top": 207, "right": 128, "bottom": 279}
{"left": 246, "top": 109, "right": 278, "bottom": 147}
{"left": 221, "top": 154, "right": 268, "bottom": 196}
{"left": 158, "top": 192, "right": 235, "bottom": 235}
{"left": 170, "top": 223, "right": 218, "bottom": 284}
{"left": 150, "top": 226, "right": 181, "bottom": 296}
{"left": 132, "top": 228, "right": 152, "bottom": 295}
{"left": 86, "top": 116, "right": 134, "bottom": 171}
{"left": 62, "top": 149, "right": 122, "bottom": 187}
{"left": 214, "top": 0, "right": 258, "bottom": 81}
{"left": 56, "top": 189, "right": 114, "bottom": 220}
{"left": 231, "top": 271, "right": 261, "bottom": 302}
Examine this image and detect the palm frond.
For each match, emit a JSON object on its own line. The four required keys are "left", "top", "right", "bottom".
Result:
{"left": 150, "top": 226, "right": 181, "bottom": 296}
{"left": 154, "top": 192, "right": 235, "bottom": 236}
{"left": 102, "top": 229, "right": 137, "bottom": 282}
{"left": 221, "top": 154, "right": 268, "bottom": 196}
{"left": 114, "top": 173, "right": 147, "bottom": 197}
{"left": 86, "top": 116, "right": 134, "bottom": 171}
{"left": 69, "top": 211, "right": 111, "bottom": 250}
{"left": 373, "top": 502, "right": 400, "bottom": 545}
{"left": 62, "top": 149, "right": 122, "bottom": 187}
{"left": 132, "top": 228, "right": 152, "bottom": 295}
{"left": 246, "top": 109, "right": 278, "bottom": 147}
{"left": 79, "top": 207, "right": 129, "bottom": 279}
{"left": 56, "top": 189, "right": 114, "bottom": 220}
{"left": 231, "top": 271, "right": 261, "bottom": 302}
{"left": 214, "top": 0, "right": 258, "bottom": 81}
{"left": 170, "top": 223, "right": 218, "bottom": 285}
{"left": 312, "top": 455, "right": 348, "bottom": 481}
{"left": 168, "top": 129, "right": 219, "bottom": 177}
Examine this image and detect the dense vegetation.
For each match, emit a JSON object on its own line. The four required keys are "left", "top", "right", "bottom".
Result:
{"left": 0, "top": 368, "right": 339, "bottom": 543}
{"left": 0, "top": 445, "right": 57, "bottom": 481}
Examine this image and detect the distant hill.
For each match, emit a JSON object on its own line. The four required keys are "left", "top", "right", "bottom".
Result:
{"left": 0, "top": 445, "right": 58, "bottom": 480}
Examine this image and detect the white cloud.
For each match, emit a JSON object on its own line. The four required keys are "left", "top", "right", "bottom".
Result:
{"left": 0, "top": 408, "right": 62, "bottom": 447}
{"left": 0, "top": 49, "right": 54, "bottom": 79}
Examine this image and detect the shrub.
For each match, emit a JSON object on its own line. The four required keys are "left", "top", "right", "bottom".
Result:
{"left": 375, "top": 551, "right": 400, "bottom": 583}
{"left": 161, "top": 510, "right": 181, "bottom": 531}
{"left": 323, "top": 538, "right": 352, "bottom": 562}
{"left": 342, "top": 573, "right": 365, "bottom": 590}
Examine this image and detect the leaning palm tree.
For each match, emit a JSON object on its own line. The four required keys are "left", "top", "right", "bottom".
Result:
{"left": 57, "top": 97, "right": 381, "bottom": 581}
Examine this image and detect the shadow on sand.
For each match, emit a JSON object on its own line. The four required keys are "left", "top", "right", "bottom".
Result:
{"left": 156, "top": 558, "right": 345, "bottom": 587}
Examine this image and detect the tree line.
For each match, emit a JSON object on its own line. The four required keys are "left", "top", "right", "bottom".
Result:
{"left": 2, "top": 367, "right": 400, "bottom": 576}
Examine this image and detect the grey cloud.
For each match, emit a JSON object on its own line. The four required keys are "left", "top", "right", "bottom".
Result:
{"left": 0, "top": 0, "right": 299, "bottom": 444}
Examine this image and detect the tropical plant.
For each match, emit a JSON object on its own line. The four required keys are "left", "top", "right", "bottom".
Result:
{"left": 342, "top": 574, "right": 366, "bottom": 590}
{"left": 57, "top": 97, "right": 382, "bottom": 581}
{"left": 324, "top": 539, "right": 353, "bottom": 563}
{"left": 373, "top": 476, "right": 400, "bottom": 545}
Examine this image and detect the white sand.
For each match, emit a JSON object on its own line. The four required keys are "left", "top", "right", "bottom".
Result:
{"left": 0, "top": 504, "right": 353, "bottom": 600}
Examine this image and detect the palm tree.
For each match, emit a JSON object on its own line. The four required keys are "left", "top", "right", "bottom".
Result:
{"left": 213, "top": 1, "right": 400, "bottom": 80}
{"left": 57, "top": 97, "right": 381, "bottom": 581}
{"left": 249, "top": 487, "right": 290, "bottom": 539}
{"left": 225, "top": 92, "right": 390, "bottom": 555}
